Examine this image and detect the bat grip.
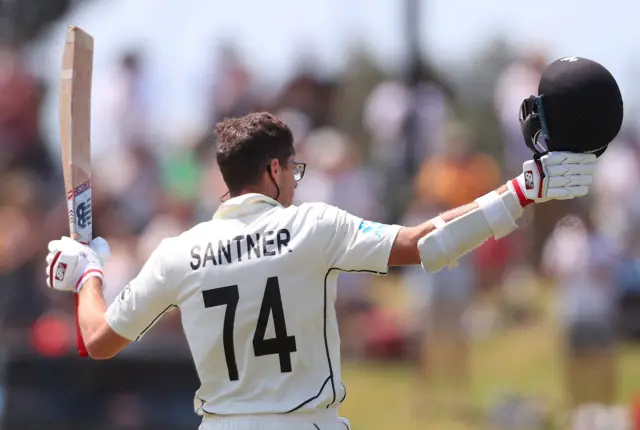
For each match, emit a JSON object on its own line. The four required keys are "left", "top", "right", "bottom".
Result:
{"left": 75, "top": 294, "right": 89, "bottom": 356}
{"left": 69, "top": 232, "right": 90, "bottom": 356}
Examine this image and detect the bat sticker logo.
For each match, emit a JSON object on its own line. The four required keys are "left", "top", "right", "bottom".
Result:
{"left": 76, "top": 199, "right": 92, "bottom": 229}
{"left": 73, "top": 181, "right": 91, "bottom": 197}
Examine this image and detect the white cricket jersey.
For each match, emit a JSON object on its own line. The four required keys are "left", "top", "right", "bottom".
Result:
{"left": 105, "top": 193, "right": 401, "bottom": 416}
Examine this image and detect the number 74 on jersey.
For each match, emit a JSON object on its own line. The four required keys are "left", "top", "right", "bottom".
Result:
{"left": 203, "top": 276, "right": 297, "bottom": 381}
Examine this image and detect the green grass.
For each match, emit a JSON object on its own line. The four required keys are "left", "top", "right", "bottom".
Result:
{"left": 336, "top": 278, "right": 640, "bottom": 429}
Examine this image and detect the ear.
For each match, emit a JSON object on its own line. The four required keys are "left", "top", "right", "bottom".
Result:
{"left": 269, "top": 158, "right": 280, "bottom": 176}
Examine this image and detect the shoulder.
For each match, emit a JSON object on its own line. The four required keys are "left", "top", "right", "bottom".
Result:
{"left": 158, "top": 222, "right": 206, "bottom": 253}
{"left": 150, "top": 221, "right": 212, "bottom": 274}
{"left": 294, "top": 202, "right": 342, "bottom": 220}
{"left": 280, "top": 203, "right": 357, "bottom": 242}
{"left": 289, "top": 202, "right": 353, "bottom": 232}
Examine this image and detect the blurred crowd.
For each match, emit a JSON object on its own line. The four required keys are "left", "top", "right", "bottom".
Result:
{"left": 2, "top": 18, "right": 640, "bottom": 428}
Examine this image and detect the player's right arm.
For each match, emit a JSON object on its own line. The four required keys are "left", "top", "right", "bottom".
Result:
{"left": 103, "top": 238, "right": 179, "bottom": 343}
{"left": 45, "top": 236, "right": 179, "bottom": 359}
{"left": 389, "top": 152, "right": 596, "bottom": 272}
{"left": 79, "top": 238, "right": 179, "bottom": 358}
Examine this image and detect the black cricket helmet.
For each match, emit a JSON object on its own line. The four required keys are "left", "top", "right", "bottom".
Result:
{"left": 519, "top": 56, "right": 623, "bottom": 157}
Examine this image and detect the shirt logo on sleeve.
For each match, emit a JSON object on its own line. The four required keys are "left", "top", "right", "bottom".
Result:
{"left": 119, "top": 285, "right": 132, "bottom": 302}
{"left": 358, "top": 220, "right": 388, "bottom": 238}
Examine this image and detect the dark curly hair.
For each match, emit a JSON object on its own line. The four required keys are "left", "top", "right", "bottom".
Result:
{"left": 215, "top": 112, "right": 294, "bottom": 195}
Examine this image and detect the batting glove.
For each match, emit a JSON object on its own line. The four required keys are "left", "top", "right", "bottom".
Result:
{"left": 45, "top": 237, "right": 111, "bottom": 293}
{"left": 509, "top": 151, "right": 596, "bottom": 206}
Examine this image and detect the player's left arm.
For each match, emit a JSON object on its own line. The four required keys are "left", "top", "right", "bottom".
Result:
{"left": 317, "top": 180, "right": 517, "bottom": 273}
{"left": 390, "top": 152, "right": 596, "bottom": 272}
{"left": 388, "top": 183, "right": 512, "bottom": 266}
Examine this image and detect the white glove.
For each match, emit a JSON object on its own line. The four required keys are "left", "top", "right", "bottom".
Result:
{"left": 509, "top": 151, "right": 596, "bottom": 205}
{"left": 45, "top": 237, "right": 111, "bottom": 293}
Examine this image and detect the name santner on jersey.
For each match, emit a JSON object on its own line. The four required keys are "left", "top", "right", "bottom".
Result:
{"left": 190, "top": 229, "right": 292, "bottom": 270}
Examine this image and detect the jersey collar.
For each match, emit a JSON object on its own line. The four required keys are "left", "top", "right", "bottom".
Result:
{"left": 213, "top": 193, "right": 283, "bottom": 219}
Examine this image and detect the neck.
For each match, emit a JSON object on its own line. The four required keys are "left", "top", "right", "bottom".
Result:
{"left": 232, "top": 186, "right": 275, "bottom": 200}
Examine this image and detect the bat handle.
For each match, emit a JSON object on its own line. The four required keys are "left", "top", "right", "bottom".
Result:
{"left": 69, "top": 232, "right": 90, "bottom": 356}
{"left": 76, "top": 293, "right": 89, "bottom": 356}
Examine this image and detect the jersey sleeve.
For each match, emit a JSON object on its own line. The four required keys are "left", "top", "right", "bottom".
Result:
{"left": 105, "top": 238, "right": 178, "bottom": 341}
{"left": 314, "top": 204, "right": 401, "bottom": 273}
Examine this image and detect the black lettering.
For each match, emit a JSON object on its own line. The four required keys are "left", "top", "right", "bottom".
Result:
{"left": 263, "top": 230, "right": 276, "bottom": 256}
{"left": 202, "top": 285, "right": 240, "bottom": 380}
{"left": 218, "top": 240, "right": 232, "bottom": 264}
{"left": 190, "top": 245, "right": 202, "bottom": 270}
{"left": 276, "top": 229, "right": 291, "bottom": 254}
{"left": 247, "top": 233, "right": 261, "bottom": 259}
{"left": 253, "top": 277, "right": 297, "bottom": 372}
{"left": 232, "top": 236, "right": 244, "bottom": 262}
{"left": 203, "top": 277, "right": 297, "bottom": 382}
{"left": 203, "top": 242, "right": 217, "bottom": 266}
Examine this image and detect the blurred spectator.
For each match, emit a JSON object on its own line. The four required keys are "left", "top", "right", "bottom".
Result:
{"left": 402, "top": 121, "right": 498, "bottom": 416}
{"left": 364, "top": 71, "right": 452, "bottom": 169}
{"left": 592, "top": 134, "right": 640, "bottom": 241}
{"left": 0, "top": 171, "right": 50, "bottom": 336}
{"left": 0, "top": 45, "right": 58, "bottom": 347}
{"left": 401, "top": 204, "right": 476, "bottom": 417}
{"left": 414, "top": 121, "right": 500, "bottom": 210}
{"left": 615, "top": 226, "right": 640, "bottom": 339}
{"left": 0, "top": 45, "right": 41, "bottom": 173}
{"left": 364, "top": 79, "right": 412, "bottom": 172}
{"left": 94, "top": 50, "right": 152, "bottom": 157}
{"left": 494, "top": 49, "right": 548, "bottom": 178}
{"left": 591, "top": 135, "right": 640, "bottom": 338}
{"left": 542, "top": 213, "right": 620, "bottom": 408}
{"left": 274, "top": 72, "right": 335, "bottom": 129}
{"left": 364, "top": 74, "right": 452, "bottom": 222}
{"left": 209, "top": 46, "right": 256, "bottom": 123}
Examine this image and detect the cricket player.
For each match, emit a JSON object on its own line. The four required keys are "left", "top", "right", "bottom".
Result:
{"left": 45, "top": 57, "right": 622, "bottom": 429}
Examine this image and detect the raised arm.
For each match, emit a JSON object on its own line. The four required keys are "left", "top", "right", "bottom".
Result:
{"left": 388, "top": 152, "right": 596, "bottom": 271}
{"left": 46, "top": 237, "right": 178, "bottom": 359}
{"left": 389, "top": 183, "right": 512, "bottom": 266}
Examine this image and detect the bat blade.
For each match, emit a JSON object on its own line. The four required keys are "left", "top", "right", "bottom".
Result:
{"left": 59, "top": 25, "right": 94, "bottom": 357}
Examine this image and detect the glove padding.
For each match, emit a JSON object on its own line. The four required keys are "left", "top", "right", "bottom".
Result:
{"left": 45, "top": 237, "right": 110, "bottom": 293}
{"left": 510, "top": 151, "right": 596, "bottom": 205}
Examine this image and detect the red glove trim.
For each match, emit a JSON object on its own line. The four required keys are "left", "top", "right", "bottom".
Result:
{"left": 48, "top": 251, "right": 62, "bottom": 289}
{"left": 534, "top": 158, "right": 545, "bottom": 199}
{"left": 510, "top": 178, "right": 534, "bottom": 208}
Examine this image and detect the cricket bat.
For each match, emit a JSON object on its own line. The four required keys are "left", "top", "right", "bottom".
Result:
{"left": 59, "top": 25, "right": 94, "bottom": 357}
